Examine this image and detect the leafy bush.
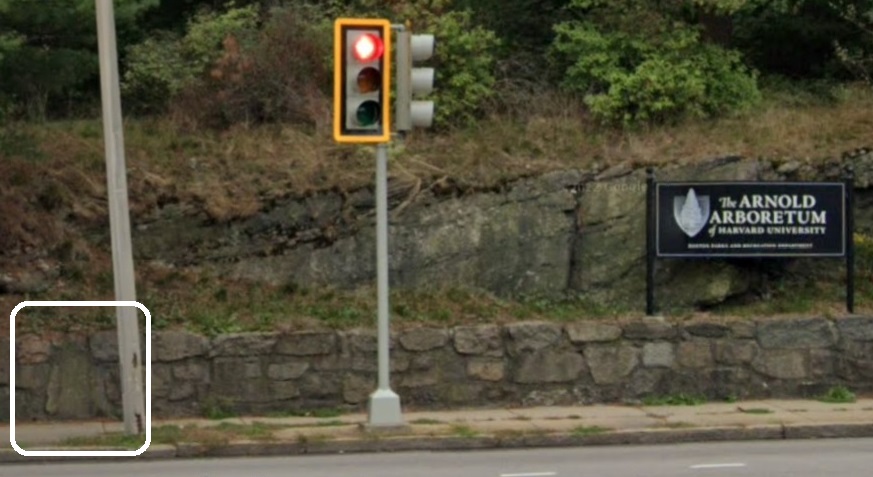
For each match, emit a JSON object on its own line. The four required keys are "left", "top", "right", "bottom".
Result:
{"left": 122, "top": 3, "right": 260, "bottom": 114}
{"left": 356, "top": 0, "right": 501, "bottom": 129}
{"left": 549, "top": 0, "right": 761, "bottom": 126}
{"left": 170, "top": 4, "right": 334, "bottom": 129}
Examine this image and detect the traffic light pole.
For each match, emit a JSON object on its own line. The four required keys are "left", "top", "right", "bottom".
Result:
{"left": 367, "top": 142, "right": 404, "bottom": 427}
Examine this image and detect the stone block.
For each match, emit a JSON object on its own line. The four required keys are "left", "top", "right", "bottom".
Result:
{"left": 169, "top": 382, "right": 196, "bottom": 401}
{"left": 89, "top": 331, "right": 118, "bottom": 362}
{"left": 676, "top": 340, "right": 714, "bottom": 368}
{"left": 152, "top": 365, "right": 172, "bottom": 399}
{"left": 342, "top": 373, "right": 374, "bottom": 404}
{"left": 350, "top": 351, "right": 409, "bottom": 373}
{"left": 441, "top": 382, "right": 485, "bottom": 404}
{"left": 267, "top": 362, "right": 309, "bottom": 381}
{"left": 16, "top": 334, "right": 51, "bottom": 364}
{"left": 752, "top": 349, "right": 808, "bottom": 379}
{"left": 506, "top": 321, "right": 563, "bottom": 354}
{"left": 275, "top": 331, "right": 337, "bottom": 356}
{"left": 642, "top": 342, "right": 675, "bottom": 368}
{"left": 837, "top": 316, "right": 873, "bottom": 342}
{"left": 715, "top": 339, "right": 759, "bottom": 365}
{"left": 684, "top": 321, "right": 730, "bottom": 338}
{"left": 0, "top": 337, "right": 8, "bottom": 384}
{"left": 622, "top": 319, "right": 677, "bottom": 340}
{"left": 810, "top": 349, "right": 836, "bottom": 379}
{"left": 310, "top": 353, "right": 351, "bottom": 371}
{"left": 757, "top": 317, "right": 837, "bottom": 349}
{"left": 16, "top": 363, "right": 50, "bottom": 390}
{"left": 453, "top": 324, "right": 503, "bottom": 356}
{"left": 271, "top": 381, "right": 300, "bottom": 400}
{"left": 623, "top": 368, "right": 667, "bottom": 397}
{"left": 399, "top": 327, "right": 449, "bottom": 351}
{"left": 210, "top": 332, "right": 277, "bottom": 357}
{"left": 298, "top": 373, "right": 342, "bottom": 398}
{"left": 213, "top": 357, "right": 263, "bottom": 395}
{"left": 398, "top": 370, "right": 440, "bottom": 388}
{"left": 584, "top": 343, "right": 638, "bottom": 384}
{"left": 172, "top": 361, "right": 209, "bottom": 381}
{"left": 44, "top": 344, "right": 93, "bottom": 419}
{"left": 343, "top": 328, "right": 397, "bottom": 353}
{"left": 730, "top": 321, "right": 757, "bottom": 339}
{"left": 566, "top": 322, "right": 622, "bottom": 344}
{"left": 515, "top": 349, "right": 585, "bottom": 383}
{"left": 466, "top": 358, "right": 505, "bottom": 382}
{"left": 154, "top": 331, "right": 210, "bottom": 361}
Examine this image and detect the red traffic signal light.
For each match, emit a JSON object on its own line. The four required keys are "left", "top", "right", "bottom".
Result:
{"left": 353, "top": 34, "right": 384, "bottom": 62}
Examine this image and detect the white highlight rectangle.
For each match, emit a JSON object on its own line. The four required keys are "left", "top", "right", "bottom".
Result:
{"left": 9, "top": 300, "right": 152, "bottom": 457}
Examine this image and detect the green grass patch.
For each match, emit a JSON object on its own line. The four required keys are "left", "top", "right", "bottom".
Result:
{"left": 60, "top": 433, "right": 145, "bottom": 450}
{"left": 450, "top": 424, "right": 479, "bottom": 438}
{"left": 818, "top": 385, "right": 857, "bottom": 404}
{"left": 410, "top": 418, "right": 444, "bottom": 425}
{"left": 571, "top": 425, "right": 610, "bottom": 437}
{"left": 270, "top": 407, "right": 345, "bottom": 418}
{"left": 57, "top": 422, "right": 289, "bottom": 449}
{"left": 642, "top": 393, "right": 707, "bottom": 406}
{"left": 215, "top": 421, "right": 284, "bottom": 440}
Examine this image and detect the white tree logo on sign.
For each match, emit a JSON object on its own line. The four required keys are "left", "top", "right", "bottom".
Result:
{"left": 673, "top": 188, "right": 710, "bottom": 237}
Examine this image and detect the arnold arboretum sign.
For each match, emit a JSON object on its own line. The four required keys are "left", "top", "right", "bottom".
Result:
{"left": 645, "top": 167, "right": 856, "bottom": 315}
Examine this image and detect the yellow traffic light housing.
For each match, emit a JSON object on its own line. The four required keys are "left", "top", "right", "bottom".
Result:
{"left": 334, "top": 18, "right": 391, "bottom": 144}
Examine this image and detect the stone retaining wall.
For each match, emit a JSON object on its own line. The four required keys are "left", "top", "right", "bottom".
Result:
{"left": 4, "top": 316, "right": 873, "bottom": 421}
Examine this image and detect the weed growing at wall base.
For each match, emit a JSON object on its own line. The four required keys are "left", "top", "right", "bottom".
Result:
{"left": 819, "top": 386, "right": 857, "bottom": 404}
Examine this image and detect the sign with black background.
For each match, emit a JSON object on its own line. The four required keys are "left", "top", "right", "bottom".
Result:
{"left": 656, "top": 182, "right": 846, "bottom": 257}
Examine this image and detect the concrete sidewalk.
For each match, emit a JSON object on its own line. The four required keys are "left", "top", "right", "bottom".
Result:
{"left": 3, "top": 398, "right": 873, "bottom": 463}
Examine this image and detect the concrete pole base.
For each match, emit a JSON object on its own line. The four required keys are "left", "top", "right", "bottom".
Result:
{"left": 367, "top": 388, "right": 404, "bottom": 428}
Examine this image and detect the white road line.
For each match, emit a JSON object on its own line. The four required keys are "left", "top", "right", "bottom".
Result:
{"left": 690, "top": 463, "right": 747, "bottom": 469}
{"left": 500, "top": 472, "right": 557, "bottom": 477}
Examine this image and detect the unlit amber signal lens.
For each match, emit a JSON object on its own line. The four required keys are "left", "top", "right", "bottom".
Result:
{"left": 357, "top": 67, "right": 381, "bottom": 93}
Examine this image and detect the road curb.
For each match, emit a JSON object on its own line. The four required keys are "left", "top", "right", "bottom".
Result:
{"left": 2, "top": 423, "right": 873, "bottom": 464}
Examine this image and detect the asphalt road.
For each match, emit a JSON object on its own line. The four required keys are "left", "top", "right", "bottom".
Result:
{"left": 4, "top": 439, "right": 872, "bottom": 476}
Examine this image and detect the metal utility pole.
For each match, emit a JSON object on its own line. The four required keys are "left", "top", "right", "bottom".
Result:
{"left": 367, "top": 142, "right": 404, "bottom": 427}
{"left": 96, "top": 0, "right": 146, "bottom": 435}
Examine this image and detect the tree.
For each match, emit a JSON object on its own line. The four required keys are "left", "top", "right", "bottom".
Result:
{"left": 0, "top": 0, "right": 158, "bottom": 120}
{"left": 832, "top": 0, "right": 873, "bottom": 84}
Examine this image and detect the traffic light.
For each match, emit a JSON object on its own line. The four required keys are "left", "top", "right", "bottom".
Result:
{"left": 334, "top": 18, "right": 391, "bottom": 144}
{"left": 395, "top": 31, "right": 435, "bottom": 131}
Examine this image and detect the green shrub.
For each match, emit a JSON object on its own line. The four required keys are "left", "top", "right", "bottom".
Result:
{"left": 549, "top": 0, "right": 761, "bottom": 126}
{"left": 122, "top": 2, "right": 260, "bottom": 113}
{"left": 170, "top": 3, "right": 334, "bottom": 129}
{"left": 819, "top": 385, "right": 856, "bottom": 404}
{"left": 357, "top": 0, "right": 501, "bottom": 129}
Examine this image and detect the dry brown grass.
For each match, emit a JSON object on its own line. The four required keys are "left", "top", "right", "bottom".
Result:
{"left": 1, "top": 83, "right": 872, "bottom": 334}
{"left": 7, "top": 83, "right": 872, "bottom": 230}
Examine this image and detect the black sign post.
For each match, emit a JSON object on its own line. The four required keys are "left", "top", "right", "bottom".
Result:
{"left": 646, "top": 167, "right": 855, "bottom": 315}
{"left": 845, "top": 165, "right": 855, "bottom": 313}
